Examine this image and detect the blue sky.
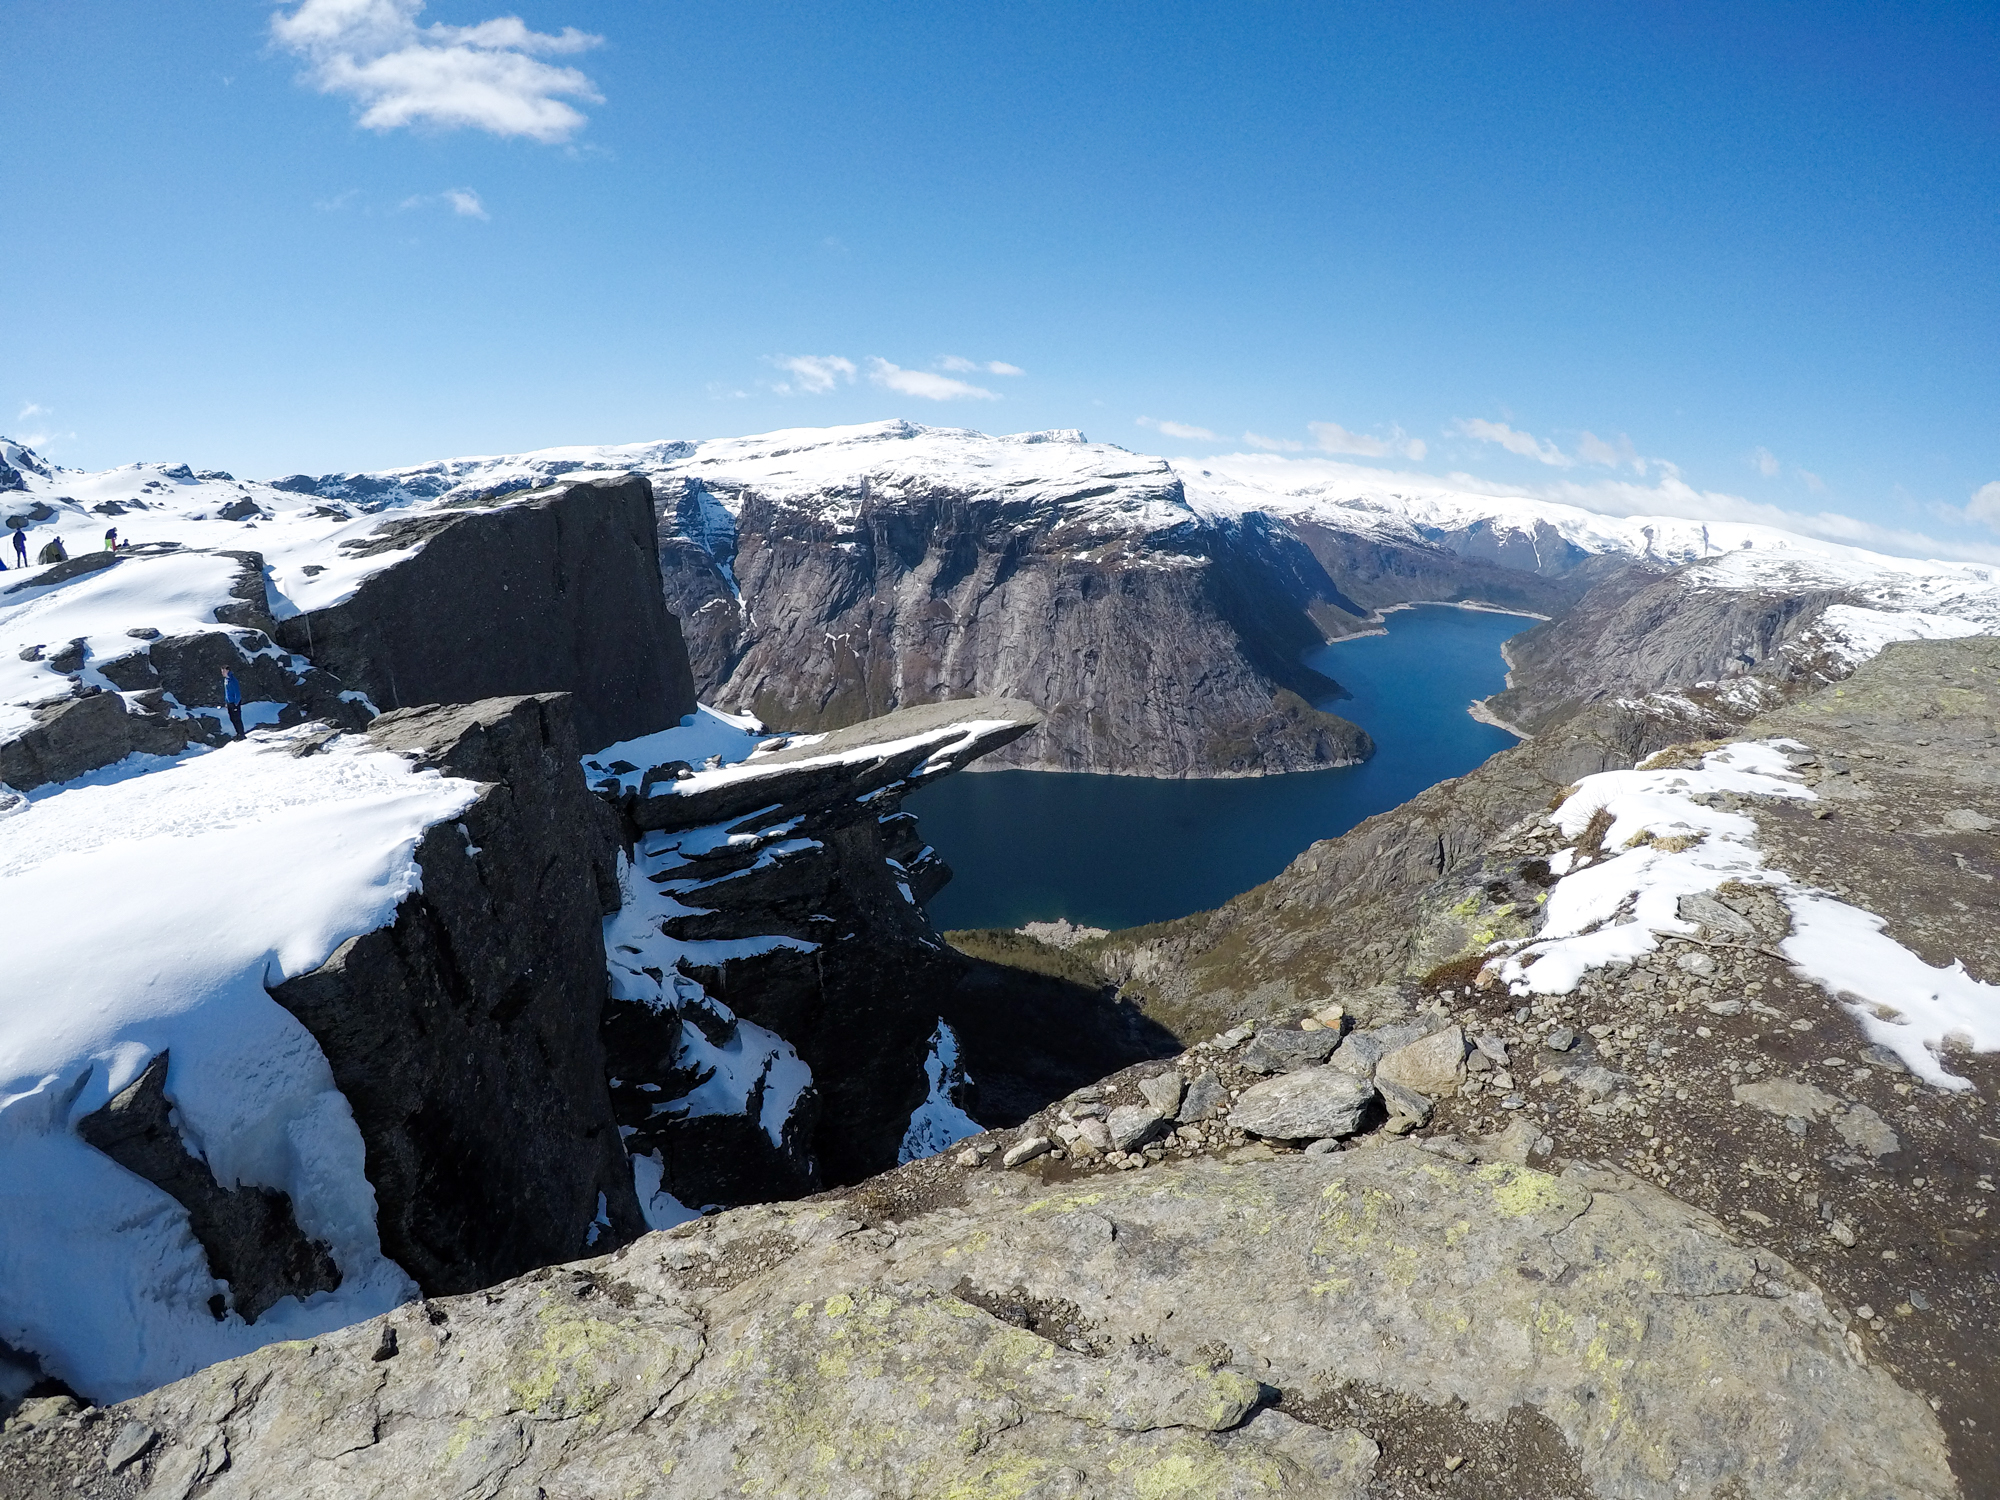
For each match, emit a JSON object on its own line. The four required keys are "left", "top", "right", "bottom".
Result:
{"left": 6, "top": 1, "right": 1998, "bottom": 557}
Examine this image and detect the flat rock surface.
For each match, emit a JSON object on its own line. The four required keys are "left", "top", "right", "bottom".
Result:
{"left": 24, "top": 1145, "right": 1952, "bottom": 1500}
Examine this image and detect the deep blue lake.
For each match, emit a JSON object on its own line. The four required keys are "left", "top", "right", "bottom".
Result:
{"left": 906, "top": 604, "right": 1535, "bottom": 932}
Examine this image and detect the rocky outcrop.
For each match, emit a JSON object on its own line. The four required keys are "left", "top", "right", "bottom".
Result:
{"left": 75, "top": 1055, "right": 340, "bottom": 1324}
{"left": 275, "top": 475, "right": 696, "bottom": 751}
{"left": 268, "top": 694, "right": 644, "bottom": 1294}
{"left": 597, "top": 698, "right": 1179, "bottom": 1214}
{"left": 29, "top": 1137, "right": 1953, "bottom": 1500}
{"left": 657, "top": 476, "right": 1372, "bottom": 777}
{"left": 0, "top": 689, "right": 192, "bottom": 789}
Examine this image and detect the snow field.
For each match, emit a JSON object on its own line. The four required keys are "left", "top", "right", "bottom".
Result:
{"left": 0, "top": 730, "right": 481, "bottom": 1400}
{"left": 1496, "top": 741, "right": 2000, "bottom": 1089}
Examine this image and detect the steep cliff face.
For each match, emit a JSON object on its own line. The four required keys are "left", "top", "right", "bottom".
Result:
{"left": 1481, "top": 546, "right": 2000, "bottom": 735}
{"left": 274, "top": 475, "right": 696, "bottom": 750}
{"left": 589, "top": 699, "right": 1179, "bottom": 1223}
{"left": 656, "top": 467, "right": 1372, "bottom": 777}
{"left": 271, "top": 695, "right": 645, "bottom": 1296}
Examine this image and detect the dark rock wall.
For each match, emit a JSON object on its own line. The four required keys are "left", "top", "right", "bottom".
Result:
{"left": 277, "top": 476, "right": 696, "bottom": 752}
{"left": 603, "top": 700, "right": 1178, "bottom": 1210}
{"left": 1484, "top": 563, "right": 1847, "bottom": 733}
{"left": 268, "top": 695, "right": 643, "bottom": 1294}
{"left": 654, "top": 478, "right": 1370, "bottom": 777}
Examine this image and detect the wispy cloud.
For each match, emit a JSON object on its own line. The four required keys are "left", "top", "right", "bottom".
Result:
{"left": 1243, "top": 431, "right": 1304, "bottom": 452}
{"left": 768, "top": 355, "right": 857, "bottom": 396}
{"left": 1452, "top": 417, "right": 1571, "bottom": 467}
{"left": 10, "top": 403, "right": 72, "bottom": 452}
{"left": 869, "top": 359, "right": 998, "bottom": 401}
{"left": 1136, "top": 416, "right": 1218, "bottom": 442}
{"left": 313, "top": 187, "right": 360, "bottom": 211}
{"left": 1574, "top": 430, "right": 1643, "bottom": 470}
{"left": 397, "top": 186, "right": 489, "bottom": 217}
{"left": 1750, "top": 445, "right": 1782, "bottom": 478}
{"left": 270, "top": 0, "right": 603, "bottom": 142}
{"left": 939, "top": 356, "right": 1025, "bottom": 376}
{"left": 1963, "top": 482, "right": 2000, "bottom": 532}
{"left": 1797, "top": 468, "right": 1826, "bottom": 495}
{"left": 1310, "top": 421, "right": 1426, "bottom": 462}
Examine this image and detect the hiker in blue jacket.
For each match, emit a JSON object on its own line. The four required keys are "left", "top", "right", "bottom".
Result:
{"left": 221, "top": 666, "right": 245, "bottom": 741}
{"left": 9, "top": 528, "right": 24, "bottom": 567}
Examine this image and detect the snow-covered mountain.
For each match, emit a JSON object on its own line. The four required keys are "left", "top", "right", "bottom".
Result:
{"left": 9, "top": 422, "right": 1999, "bottom": 775}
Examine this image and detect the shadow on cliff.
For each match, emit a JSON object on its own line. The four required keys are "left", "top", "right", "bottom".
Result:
{"left": 939, "top": 930, "right": 1181, "bottom": 1127}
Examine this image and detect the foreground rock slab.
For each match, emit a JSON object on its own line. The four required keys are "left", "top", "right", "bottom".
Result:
{"left": 36, "top": 1145, "right": 1952, "bottom": 1500}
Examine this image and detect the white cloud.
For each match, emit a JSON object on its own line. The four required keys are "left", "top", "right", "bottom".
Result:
{"left": 768, "top": 355, "right": 857, "bottom": 396}
{"left": 1136, "top": 416, "right": 1218, "bottom": 442}
{"left": 939, "top": 356, "right": 1025, "bottom": 376}
{"left": 1243, "top": 431, "right": 1304, "bottom": 452}
{"left": 10, "top": 403, "right": 71, "bottom": 452}
{"left": 1575, "top": 430, "right": 1643, "bottom": 470}
{"left": 271, "top": 0, "right": 603, "bottom": 143}
{"left": 1452, "top": 417, "right": 1571, "bottom": 467}
{"left": 1750, "top": 445, "right": 1782, "bottom": 478}
{"left": 868, "top": 359, "right": 998, "bottom": 401}
{"left": 444, "top": 187, "right": 487, "bottom": 219}
{"left": 1965, "top": 482, "right": 2000, "bottom": 531}
{"left": 1310, "top": 421, "right": 1426, "bottom": 462}
{"left": 1796, "top": 468, "right": 1826, "bottom": 495}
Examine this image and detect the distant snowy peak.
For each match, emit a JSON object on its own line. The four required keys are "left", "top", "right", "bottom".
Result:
{"left": 10, "top": 421, "right": 2000, "bottom": 659}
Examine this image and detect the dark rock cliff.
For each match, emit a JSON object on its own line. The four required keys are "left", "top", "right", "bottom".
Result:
{"left": 1480, "top": 560, "right": 1848, "bottom": 733}
{"left": 596, "top": 699, "right": 1178, "bottom": 1214}
{"left": 655, "top": 477, "right": 1371, "bottom": 777}
{"left": 268, "top": 694, "right": 644, "bottom": 1294}
{"left": 276, "top": 475, "right": 696, "bottom": 751}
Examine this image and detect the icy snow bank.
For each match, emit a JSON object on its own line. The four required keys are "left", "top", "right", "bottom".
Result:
{"left": 1495, "top": 741, "right": 2000, "bottom": 1088}
{"left": 0, "top": 730, "right": 480, "bottom": 1400}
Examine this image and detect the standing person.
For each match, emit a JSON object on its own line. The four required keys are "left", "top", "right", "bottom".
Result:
{"left": 221, "top": 666, "right": 245, "bottom": 741}
{"left": 9, "top": 528, "right": 24, "bottom": 567}
{"left": 103, "top": 527, "right": 118, "bottom": 552}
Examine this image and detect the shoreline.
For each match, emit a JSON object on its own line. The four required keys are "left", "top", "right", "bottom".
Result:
{"left": 1466, "top": 695, "right": 1532, "bottom": 739}
{"left": 1321, "top": 597, "right": 1551, "bottom": 643}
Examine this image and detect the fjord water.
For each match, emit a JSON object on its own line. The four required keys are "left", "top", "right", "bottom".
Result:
{"left": 907, "top": 605, "right": 1534, "bottom": 932}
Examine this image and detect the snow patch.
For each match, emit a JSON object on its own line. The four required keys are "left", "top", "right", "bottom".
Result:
{"left": 1494, "top": 740, "right": 2000, "bottom": 1089}
{"left": 898, "top": 1021, "right": 981, "bottom": 1164}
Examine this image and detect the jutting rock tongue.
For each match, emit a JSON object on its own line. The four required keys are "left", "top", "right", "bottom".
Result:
{"left": 275, "top": 474, "right": 696, "bottom": 750}
{"left": 268, "top": 694, "right": 644, "bottom": 1294}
